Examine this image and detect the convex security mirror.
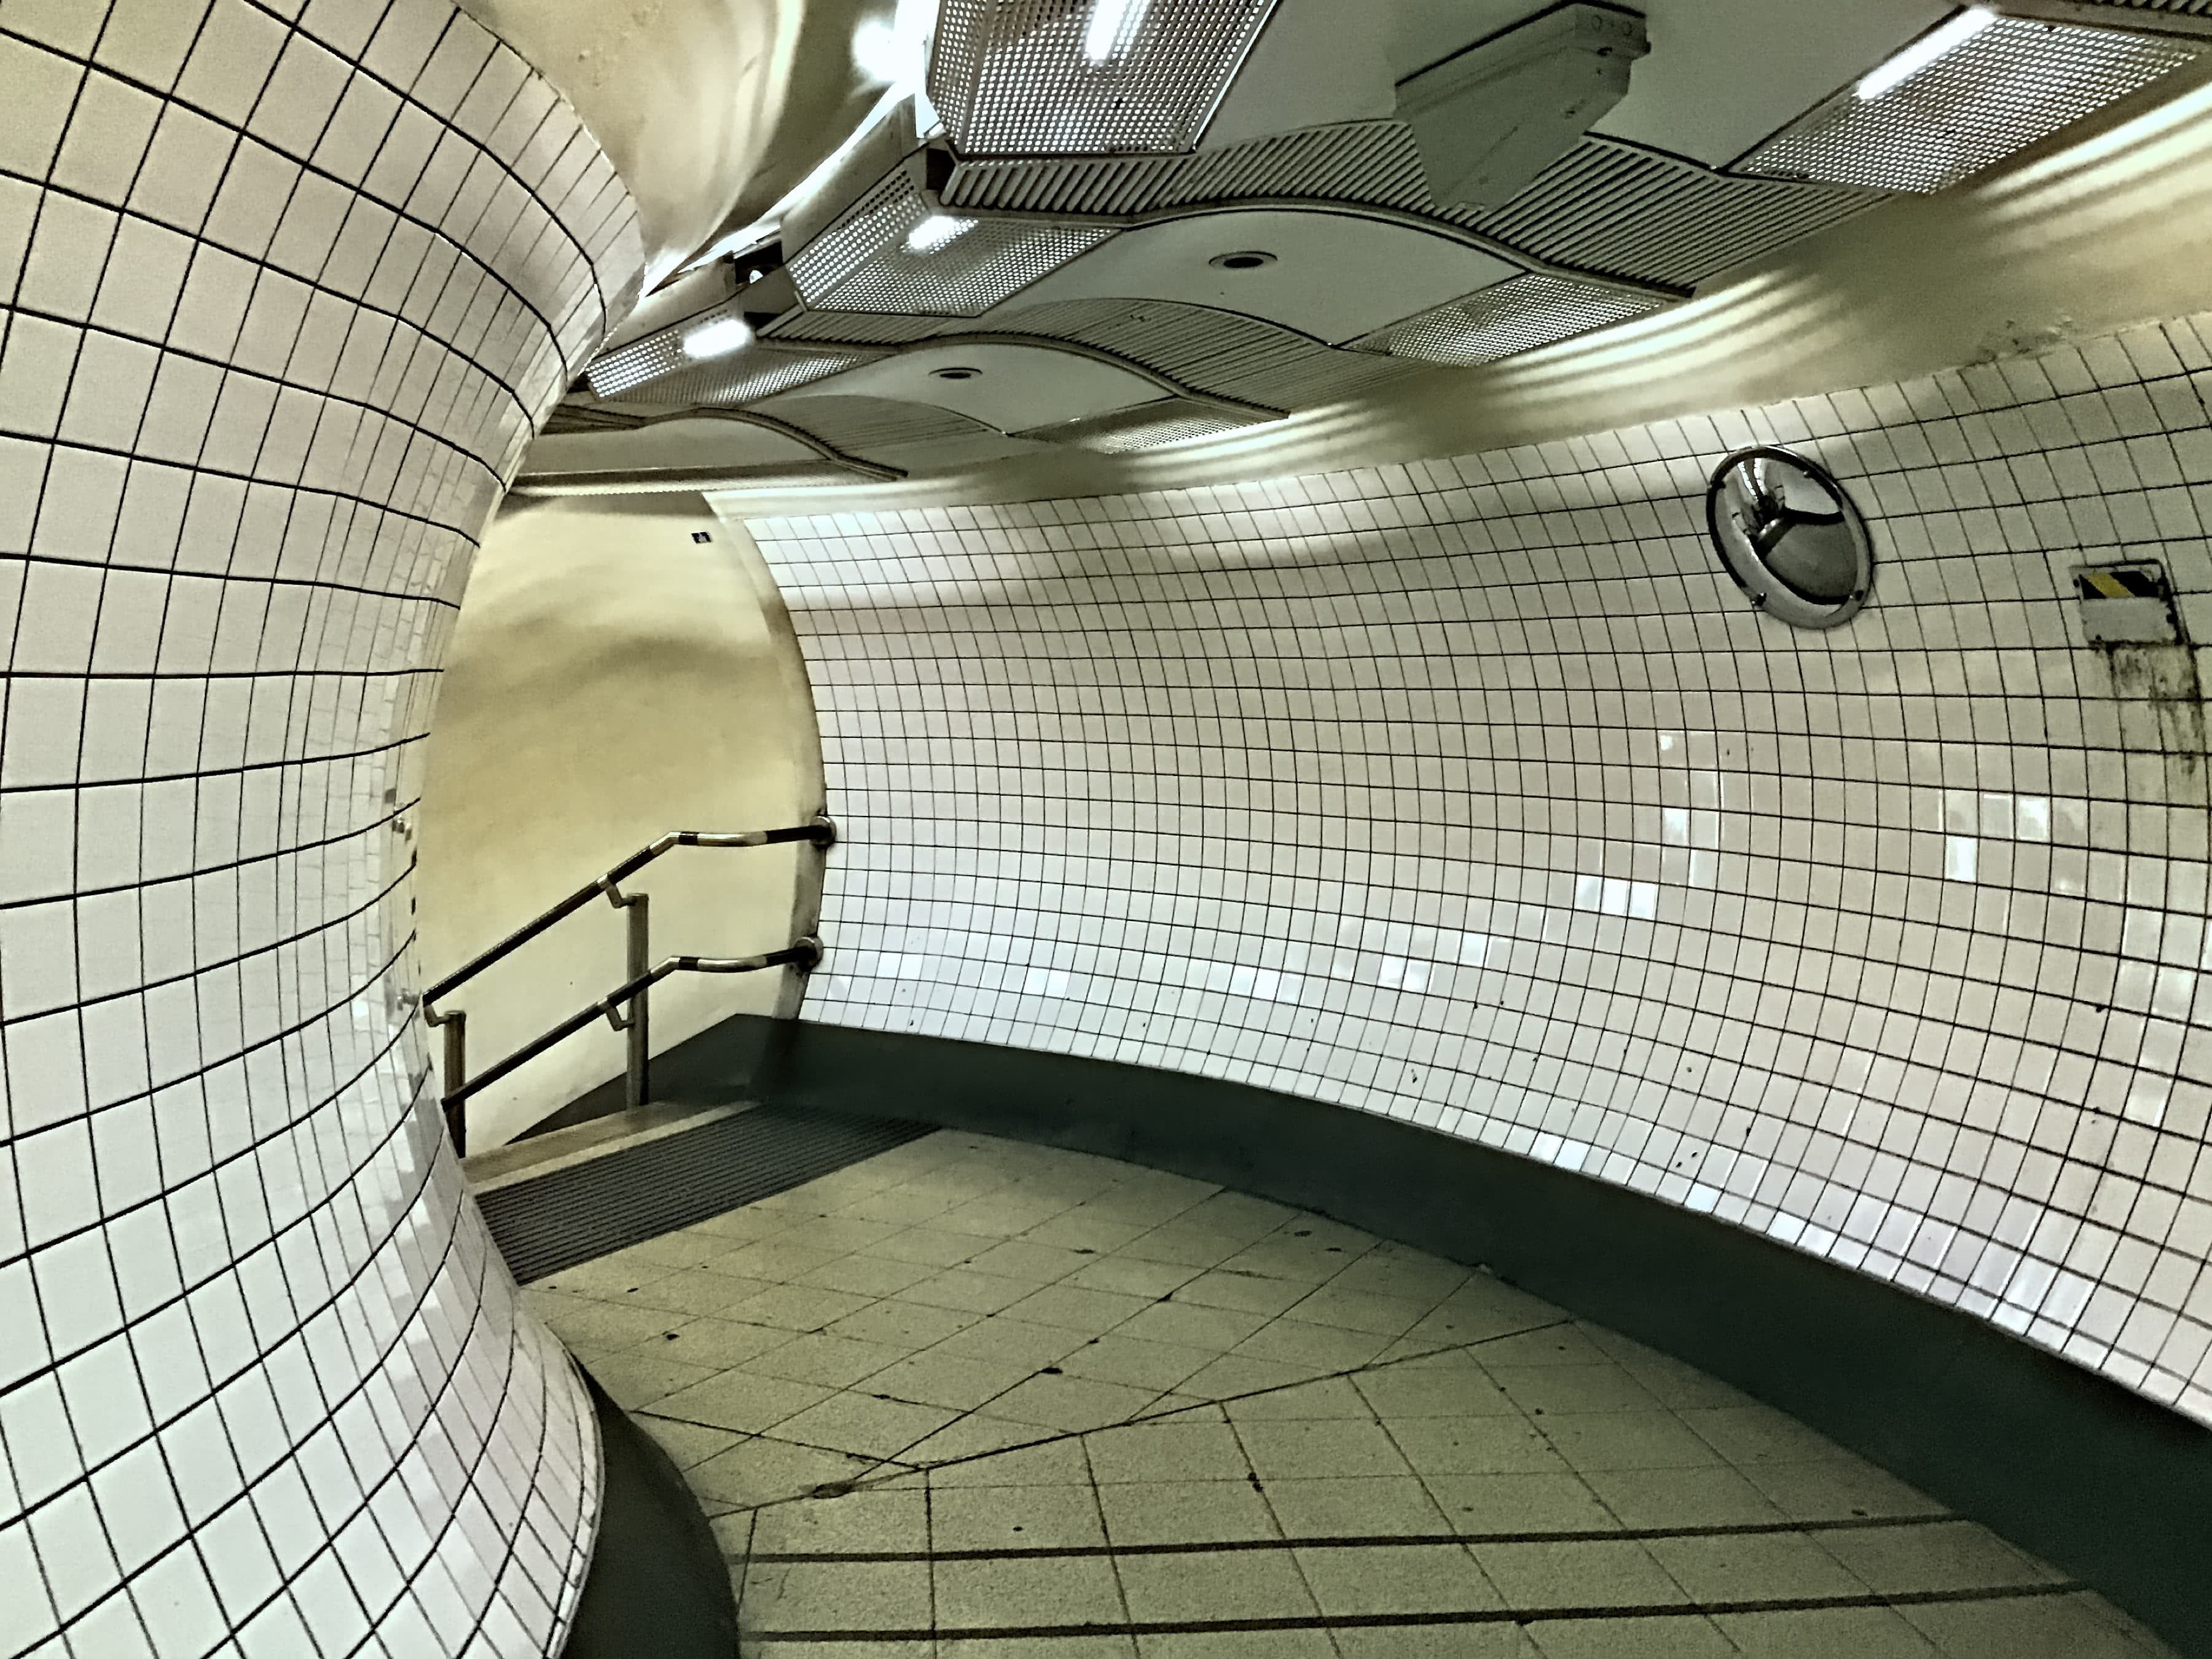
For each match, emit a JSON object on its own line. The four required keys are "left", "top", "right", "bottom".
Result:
{"left": 1705, "top": 446, "right": 1873, "bottom": 629}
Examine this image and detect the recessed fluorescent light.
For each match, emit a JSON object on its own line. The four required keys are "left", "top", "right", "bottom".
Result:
{"left": 1083, "top": 0, "right": 1151, "bottom": 64}
{"left": 904, "top": 213, "right": 976, "bottom": 255}
{"left": 1857, "top": 7, "right": 1999, "bottom": 101}
{"left": 681, "top": 317, "right": 753, "bottom": 359}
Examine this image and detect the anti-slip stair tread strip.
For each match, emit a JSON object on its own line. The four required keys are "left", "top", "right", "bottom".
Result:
{"left": 480, "top": 1106, "right": 933, "bottom": 1284}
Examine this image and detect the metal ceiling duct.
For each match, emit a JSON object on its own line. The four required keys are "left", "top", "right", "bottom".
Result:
{"left": 1351, "top": 273, "right": 1671, "bottom": 367}
{"left": 1735, "top": 10, "right": 2203, "bottom": 193}
{"left": 1393, "top": 2, "right": 1648, "bottom": 209}
{"left": 788, "top": 168, "right": 1116, "bottom": 316}
{"left": 929, "top": 0, "right": 1280, "bottom": 155}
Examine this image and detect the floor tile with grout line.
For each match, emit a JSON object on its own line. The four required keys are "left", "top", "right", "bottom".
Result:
{"left": 514, "top": 1129, "right": 2182, "bottom": 1659}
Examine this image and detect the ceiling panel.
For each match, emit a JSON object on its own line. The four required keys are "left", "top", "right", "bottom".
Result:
{"left": 975, "top": 207, "right": 1520, "bottom": 344}
{"left": 798, "top": 342, "right": 1186, "bottom": 432}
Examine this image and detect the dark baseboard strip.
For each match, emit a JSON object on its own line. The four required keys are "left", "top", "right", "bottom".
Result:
{"left": 562, "top": 1368, "right": 736, "bottom": 1659}
{"left": 480, "top": 1102, "right": 932, "bottom": 1284}
{"left": 681, "top": 1013, "right": 2212, "bottom": 1659}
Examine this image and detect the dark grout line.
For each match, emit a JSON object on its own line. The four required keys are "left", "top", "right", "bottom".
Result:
{"left": 814, "top": 1317, "right": 1584, "bottom": 1502}
{"left": 738, "top": 1579, "right": 2090, "bottom": 1643}
{"left": 742, "top": 1509, "right": 1974, "bottom": 1563}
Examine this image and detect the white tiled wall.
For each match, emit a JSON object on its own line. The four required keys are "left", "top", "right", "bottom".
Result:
{"left": 0, "top": 3, "right": 642, "bottom": 1655}
{"left": 750, "top": 316, "right": 2212, "bottom": 1428}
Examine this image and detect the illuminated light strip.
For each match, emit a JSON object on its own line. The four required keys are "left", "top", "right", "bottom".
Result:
{"left": 1856, "top": 7, "right": 1999, "bottom": 101}
{"left": 1083, "top": 0, "right": 1153, "bottom": 64}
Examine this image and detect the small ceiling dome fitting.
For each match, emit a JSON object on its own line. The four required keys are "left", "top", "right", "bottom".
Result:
{"left": 1209, "top": 250, "right": 1277, "bottom": 270}
{"left": 930, "top": 366, "right": 982, "bottom": 381}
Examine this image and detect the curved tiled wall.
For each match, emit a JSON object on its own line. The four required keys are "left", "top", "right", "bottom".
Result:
{"left": 0, "top": 3, "right": 641, "bottom": 1654}
{"left": 751, "top": 315, "right": 2212, "bottom": 1427}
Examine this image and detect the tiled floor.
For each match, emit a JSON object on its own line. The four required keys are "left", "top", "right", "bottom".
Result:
{"left": 517, "top": 1131, "right": 2180, "bottom": 1658}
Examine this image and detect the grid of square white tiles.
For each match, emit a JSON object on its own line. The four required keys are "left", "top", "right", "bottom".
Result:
{"left": 0, "top": 3, "right": 643, "bottom": 1657}
{"left": 748, "top": 316, "right": 2212, "bottom": 1429}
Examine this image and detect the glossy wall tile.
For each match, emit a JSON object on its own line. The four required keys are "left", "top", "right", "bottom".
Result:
{"left": 0, "top": 2, "right": 643, "bottom": 1655}
{"left": 748, "top": 316, "right": 2212, "bottom": 1429}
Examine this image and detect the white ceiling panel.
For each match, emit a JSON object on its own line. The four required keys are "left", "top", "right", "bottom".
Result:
{"left": 976, "top": 208, "right": 1520, "bottom": 345}
{"left": 799, "top": 342, "right": 1180, "bottom": 431}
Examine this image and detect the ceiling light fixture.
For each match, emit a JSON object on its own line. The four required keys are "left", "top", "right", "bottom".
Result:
{"left": 930, "top": 366, "right": 982, "bottom": 380}
{"left": 1083, "top": 0, "right": 1151, "bottom": 65}
{"left": 905, "top": 213, "right": 978, "bottom": 255}
{"left": 1209, "top": 250, "right": 1277, "bottom": 270}
{"left": 1856, "top": 7, "right": 1998, "bottom": 101}
{"left": 681, "top": 317, "right": 753, "bottom": 360}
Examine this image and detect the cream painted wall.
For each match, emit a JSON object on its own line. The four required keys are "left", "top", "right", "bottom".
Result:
{"left": 418, "top": 495, "right": 825, "bottom": 1149}
{"left": 453, "top": 0, "right": 802, "bottom": 278}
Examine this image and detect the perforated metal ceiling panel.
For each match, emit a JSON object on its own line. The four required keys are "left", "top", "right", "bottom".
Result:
{"left": 611, "top": 342, "right": 888, "bottom": 407}
{"left": 766, "top": 310, "right": 954, "bottom": 345}
{"left": 941, "top": 125, "right": 1875, "bottom": 291}
{"left": 1736, "top": 12, "right": 2203, "bottom": 192}
{"left": 1461, "top": 138, "right": 1883, "bottom": 287}
{"left": 586, "top": 295, "right": 755, "bottom": 396}
{"left": 930, "top": 0, "right": 1280, "bottom": 155}
{"left": 1353, "top": 273, "right": 1673, "bottom": 367}
{"left": 789, "top": 169, "right": 1116, "bottom": 316}
{"left": 942, "top": 121, "right": 1435, "bottom": 215}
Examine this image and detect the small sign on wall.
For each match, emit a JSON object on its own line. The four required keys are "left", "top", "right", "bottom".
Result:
{"left": 2073, "top": 561, "right": 2182, "bottom": 646}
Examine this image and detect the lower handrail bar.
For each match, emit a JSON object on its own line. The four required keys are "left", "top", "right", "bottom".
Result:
{"left": 441, "top": 936, "right": 823, "bottom": 1113}
{"left": 422, "top": 817, "right": 835, "bottom": 1008}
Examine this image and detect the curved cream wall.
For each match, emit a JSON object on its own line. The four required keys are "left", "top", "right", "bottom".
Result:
{"left": 748, "top": 304, "right": 2212, "bottom": 1427}
{"left": 417, "top": 496, "right": 823, "bottom": 1150}
{"left": 0, "top": 2, "right": 645, "bottom": 1653}
{"left": 452, "top": 0, "right": 802, "bottom": 279}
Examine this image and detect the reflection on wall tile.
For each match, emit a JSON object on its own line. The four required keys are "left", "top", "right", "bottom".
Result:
{"left": 0, "top": 2, "right": 642, "bottom": 1653}
{"left": 750, "top": 316, "right": 2212, "bottom": 1426}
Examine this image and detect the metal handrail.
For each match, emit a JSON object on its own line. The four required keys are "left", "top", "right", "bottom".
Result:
{"left": 432, "top": 939, "right": 823, "bottom": 1153}
{"left": 422, "top": 816, "right": 836, "bottom": 1008}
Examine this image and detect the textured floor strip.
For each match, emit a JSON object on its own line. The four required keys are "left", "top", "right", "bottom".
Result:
{"left": 480, "top": 1105, "right": 933, "bottom": 1284}
{"left": 744, "top": 1582, "right": 2089, "bottom": 1642}
{"left": 745, "top": 1510, "right": 1963, "bottom": 1562}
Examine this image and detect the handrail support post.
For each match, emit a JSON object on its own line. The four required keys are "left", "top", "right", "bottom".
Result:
{"left": 616, "top": 891, "right": 649, "bottom": 1113}
{"left": 425, "top": 1006, "right": 468, "bottom": 1156}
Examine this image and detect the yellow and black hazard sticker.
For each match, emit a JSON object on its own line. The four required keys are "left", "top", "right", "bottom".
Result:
{"left": 2074, "top": 563, "right": 2169, "bottom": 602}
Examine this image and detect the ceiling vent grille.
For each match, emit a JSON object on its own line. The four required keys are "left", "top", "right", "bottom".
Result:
{"left": 789, "top": 170, "right": 1115, "bottom": 316}
{"left": 1736, "top": 13, "right": 2202, "bottom": 192}
{"left": 942, "top": 121, "right": 1434, "bottom": 214}
{"left": 1010, "top": 397, "right": 1278, "bottom": 451}
{"left": 598, "top": 342, "right": 884, "bottom": 408}
{"left": 941, "top": 125, "right": 1883, "bottom": 291}
{"left": 1353, "top": 273, "right": 1671, "bottom": 367}
{"left": 753, "top": 395, "right": 1002, "bottom": 452}
{"left": 763, "top": 311, "right": 951, "bottom": 345}
{"left": 930, "top": 0, "right": 1278, "bottom": 156}
{"left": 1460, "top": 139, "right": 1883, "bottom": 286}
